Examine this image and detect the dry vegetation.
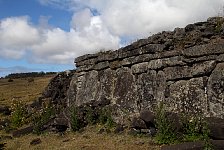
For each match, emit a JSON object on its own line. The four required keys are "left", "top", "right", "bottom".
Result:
{"left": 0, "top": 75, "right": 160, "bottom": 150}
{"left": 0, "top": 76, "right": 54, "bottom": 106}
{"left": 5, "top": 126, "right": 159, "bottom": 150}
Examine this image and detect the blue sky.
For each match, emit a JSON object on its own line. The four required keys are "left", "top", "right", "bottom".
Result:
{"left": 0, "top": 0, "right": 223, "bottom": 77}
{"left": 0, "top": 0, "right": 73, "bottom": 77}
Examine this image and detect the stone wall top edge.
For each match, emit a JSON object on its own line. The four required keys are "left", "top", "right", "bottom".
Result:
{"left": 75, "top": 17, "right": 224, "bottom": 66}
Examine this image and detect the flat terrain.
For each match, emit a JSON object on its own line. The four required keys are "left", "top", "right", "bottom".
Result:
{"left": 0, "top": 76, "right": 160, "bottom": 150}
{"left": 5, "top": 126, "right": 159, "bottom": 150}
{"left": 0, "top": 76, "right": 54, "bottom": 106}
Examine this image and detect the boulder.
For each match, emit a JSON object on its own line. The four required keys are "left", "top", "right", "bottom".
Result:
{"left": 0, "top": 143, "right": 6, "bottom": 150}
{"left": 211, "top": 140, "right": 224, "bottom": 150}
{"left": 12, "top": 126, "right": 33, "bottom": 137}
{"left": 165, "top": 112, "right": 182, "bottom": 132}
{"left": 0, "top": 106, "right": 11, "bottom": 115}
{"left": 52, "top": 118, "right": 69, "bottom": 133}
{"left": 206, "top": 117, "right": 224, "bottom": 140}
{"left": 0, "top": 119, "right": 10, "bottom": 129}
{"left": 130, "top": 117, "right": 147, "bottom": 129}
{"left": 161, "top": 141, "right": 204, "bottom": 150}
{"left": 30, "top": 138, "right": 41, "bottom": 145}
{"left": 161, "top": 140, "right": 224, "bottom": 150}
{"left": 139, "top": 110, "right": 155, "bottom": 127}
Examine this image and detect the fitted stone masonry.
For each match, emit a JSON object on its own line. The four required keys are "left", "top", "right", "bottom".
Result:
{"left": 67, "top": 17, "right": 224, "bottom": 123}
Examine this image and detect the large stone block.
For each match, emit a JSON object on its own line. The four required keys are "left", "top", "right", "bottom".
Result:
{"left": 131, "top": 62, "right": 148, "bottom": 74}
{"left": 167, "top": 77, "right": 208, "bottom": 114}
{"left": 137, "top": 70, "right": 165, "bottom": 111}
{"left": 183, "top": 42, "right": 224, "bottom": 58}
{"left": 207, "top": 63, "right": 224, "bottom": 118}
{"left": 113, "top": 67, "right": 138, "bottom": 111}
{"left": 75, "top": 70, "right": 100, "bottom": 105}
{"left": 164, "top": 61, "right": 216, "bottom": 81}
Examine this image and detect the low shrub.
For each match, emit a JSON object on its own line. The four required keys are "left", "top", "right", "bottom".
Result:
{"left": 182, "top": 115, "right": 212, "bottom": 149}
{"left": 33, "top": 107, "right": 55, "bottom": 135}
{"left": 86, "top": 106, "right": 97, "bottom": 125}
{"left": 70, "top": 107, "right": 82, "bottom": 132}
{"left": 154, "top": 102, "right": 212, "bottom": 148}
{"left": 98, "top": 108, "right": 115, "bottom": 129}
{"left": 155, "top": 102, "right": 178, "bottom": 144}
{"left": 10, "top": 101, "right": 27, "bottom": 128}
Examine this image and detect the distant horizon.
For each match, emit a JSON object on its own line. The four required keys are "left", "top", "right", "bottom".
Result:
{"left": 0, "top": 0, "right": 223, "bottom": 77}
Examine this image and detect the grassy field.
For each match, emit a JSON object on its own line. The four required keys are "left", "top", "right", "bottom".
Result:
{"left": 0, "top": 76, "right": 54, "bottom": 107}
{"left": 4, "top": 126, "right": 160, "bottom": 150}
{"left": 0, "top": 76, "right": 160, "bottom": 150}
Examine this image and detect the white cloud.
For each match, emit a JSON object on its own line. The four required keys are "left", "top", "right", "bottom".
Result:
{"left": 0, "top": 16, "right": 40, "bottom": 47}
{"left": 0, "top": 10, "right": 120, "bottom": 64}
{"left": 1, "top": 0, "right": 224, "bottom": 64}
{"left": 0, "top": 16, "right": 41, "bottom": 59}
{"left": 40, "top": 0, "right": 224, "bottom": 37}
{"left": 76, "top": 0, "right": 224, "bottom": 37}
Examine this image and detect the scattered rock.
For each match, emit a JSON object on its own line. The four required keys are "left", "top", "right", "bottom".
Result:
{"left": 52, "top": 117, "right": 69, "bottom": 133}
{"left": 161, "top": 141, "right": 204, "bottom": 150}
{"left": 139, "top": 110, "right": 155, "bottom": 127}
{"left": 0, "top": 143, "right": 6, "bottom": 150}
{"left": 12, "top": 126, "right": 33, "bottom": 137}
{"left": 0, "top": 106, "right": 11, "bottom": 115}
{"left": 165, "top": 112, "right": 182, "bottom": 132}
{"left": 130, "top": 117, "right": 147, "bottom": 129}
{"left": 62, "top": 139, "right": 70, "bottom": 142}
{"left": 30, "top": 138, "right": 41, "bottom": 146}
{"left": 0, "top": 119, "right": 10, "bottom": 128}
{"left": 211, "top": 140, "right": 224, "bottom": 150}
{"left": 161, "top": 140, "right": 224, "bottom": 150}
{"left": 206, "top": 117, "right": 224, "bottom": 140}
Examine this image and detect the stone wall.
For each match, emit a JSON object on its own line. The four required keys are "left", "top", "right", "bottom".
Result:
{"left": 67, "top": 17, "right": 224, "bottom": 123}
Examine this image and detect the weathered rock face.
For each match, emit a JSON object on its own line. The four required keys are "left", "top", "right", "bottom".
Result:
{"left": 67, "top": 17, "right": 224, "bottom": 123}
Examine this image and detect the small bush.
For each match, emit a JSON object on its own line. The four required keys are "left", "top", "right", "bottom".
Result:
{"left": 86, "top": 107, "right": 97, "bottom": 125}
{"left": 155, "top": 102, "right": 212, "bottom": 148}
{"left": 70, "top": 107, "right": 82, "bottom": 132}
{"left": 182, "top": 116, "right": 203, "bottom": 142}
{"left": 182, "top": 116, "right": 213, "bottom": 149}
{"left": 215, "top": 18, "right": 224, "bottom": 33}
{"left": 98, "top": 108, "right": 115, "bottom": 129}
{"left": 155, "top": 102, "right": 178, "bottom": 144}
{"left": 33, "top": 107, "right": 55, "bottom": 134}
{"left": 10, "top": 101, "right": 27, "bottom": 128}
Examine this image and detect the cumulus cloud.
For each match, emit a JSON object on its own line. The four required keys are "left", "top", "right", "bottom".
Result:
{"left": 46, "top": 0, "right": 223, "bottom": 37}
{"left": 0, "top": 16, "right": 41, "bottom": 59}
{"left": 0, "top": 0, "right": 224, "bottom": 65}
{"left": 0, "top": 10, "right": 120, "bottom": 64}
